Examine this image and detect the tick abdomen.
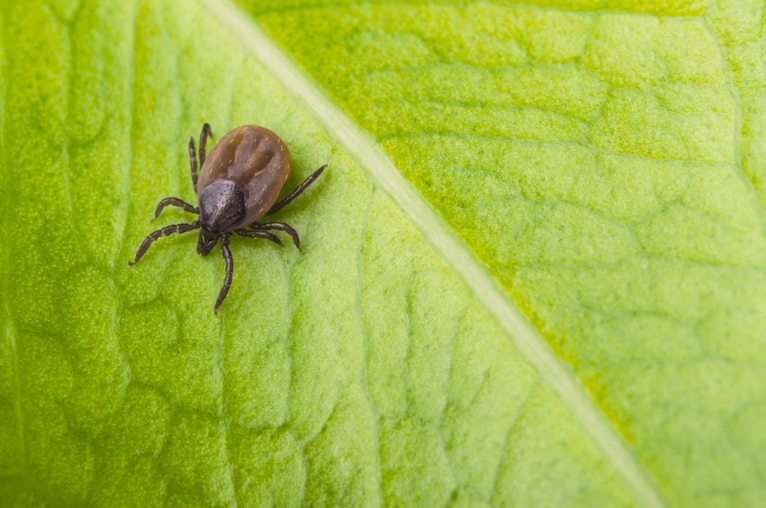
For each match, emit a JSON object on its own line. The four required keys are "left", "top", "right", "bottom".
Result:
{"left": 197, "top": 125, "right": 291, "bottom": 228}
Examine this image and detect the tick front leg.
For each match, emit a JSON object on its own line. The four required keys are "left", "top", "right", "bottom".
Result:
{"left": 152, "top": 197, "right": 199, "bottom": 221}
{"left": 249, "top": 222, "right": 301, "bottom": 252}
{"left": 189, "top": 137, "right": 199, "bottom": 194}
{"left": 215, "top": 234, "right": 234, "bottom": 314}
{"left": 235, "top": 229, "right": 283, "bottom": 247}
{"left": 128, "top": 220, "right": 201, "bottom": 266}
{"left": 266, "top": 164, "right": 326, "bottom": 216}
{"left": 199, "top": 123, "right": 214, "bottom": 168}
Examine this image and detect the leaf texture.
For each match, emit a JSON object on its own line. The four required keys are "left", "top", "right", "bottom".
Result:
{"left": 236, "top": 1, "right": 766, "bottom": 507}
{"left": 0, "top": 1, "right": 658, "bottom": 507}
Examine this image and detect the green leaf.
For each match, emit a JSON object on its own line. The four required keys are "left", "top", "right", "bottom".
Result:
{"left": 238, "top": 1, "right": 766, "bottom": 507}
{"left": 0, "top": 1, "right": 763, "bottom": 508}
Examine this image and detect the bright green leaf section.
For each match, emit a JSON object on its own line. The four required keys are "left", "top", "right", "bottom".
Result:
{"left": 0, "top": 0, "right": 642, "bottom": 506}
{"left": 237, "top": 1, "right": 766, "bottom": 507}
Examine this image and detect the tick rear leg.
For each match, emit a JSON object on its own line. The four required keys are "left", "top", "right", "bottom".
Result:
{"left": 266, "top": 164, "right": 326, "bottom": 216}
{"left": 250, "top": 222, "right": 301, "bottom": 252}
{"left": 215, "top": 234, "right": 233, "bottom": 314}
{"left": 199, "top": 123, "right": 214, "bottom": 167}
{"left": 235, "top": 229, "right": 283, "bottom": 247}
{"left": 189, "top": 137, "right": 199, "bottom": 193}
{"left": 128, "top": 220, "right": 201, "bottom": 265}
{"left": 152, "top": 197, "right": 199, "bottom": 221}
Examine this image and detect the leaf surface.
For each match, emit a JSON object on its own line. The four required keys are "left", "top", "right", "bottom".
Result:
{"left": 231, "top": 1, "right": 766, "bottom": 507}
{"left": 1, "top": 0, "right": 764, "bottom": 507}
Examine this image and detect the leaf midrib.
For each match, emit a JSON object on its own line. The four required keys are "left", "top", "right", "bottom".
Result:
{"left": 198, "top": 1, "right": 669, "bottom": 507}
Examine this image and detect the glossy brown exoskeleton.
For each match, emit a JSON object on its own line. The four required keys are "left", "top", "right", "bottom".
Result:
{"left": 129, "top": 124, "right": 325, "bottom": 313}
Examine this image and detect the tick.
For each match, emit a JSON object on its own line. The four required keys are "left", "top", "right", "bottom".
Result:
{"left": 129, "top": 124, "right": 325, "bottom": 313}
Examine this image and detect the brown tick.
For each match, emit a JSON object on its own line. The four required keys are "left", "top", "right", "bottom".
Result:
{"left": 129, "top": 124, "right": 325, "bottom": 313}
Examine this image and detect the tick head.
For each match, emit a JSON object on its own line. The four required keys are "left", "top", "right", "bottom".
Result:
{"left": 197, "top": 227, "right": 219, "bottom": 256}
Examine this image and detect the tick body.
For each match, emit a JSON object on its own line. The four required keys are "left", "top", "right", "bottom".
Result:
{"left": 129, "top": 124, "right": 326, "bottom": 313}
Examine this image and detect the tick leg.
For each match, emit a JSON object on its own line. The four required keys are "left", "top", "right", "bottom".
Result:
{"left": 235, "top": 229, "right": 283, "bottom": 247}
{"left": 250, "top": 222, "right": 301, "bottom": 252}
{"left": 152, "top": 197, "right": 199, "bottom": 221}
{"left": 199, "top": 123, "right": 214, "bottom": 168}
{"left": 189, "top": 137, "right": 198, "bottom": 194}
{"left": 215, "top": 234, "right": 233, "bottom": 314}
{"left": 266, "top": 164, "right": 326, "bottom": 216}
{"left": 128, "top": 220, "right": 201, "bottom": 266}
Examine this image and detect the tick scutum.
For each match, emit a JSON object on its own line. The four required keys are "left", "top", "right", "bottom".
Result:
{"left": 198, "top": 180, "right": 246, "bottom": 233}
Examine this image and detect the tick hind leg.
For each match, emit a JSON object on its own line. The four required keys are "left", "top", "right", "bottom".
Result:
{"left": 188, "top": 137, "right": 199, "bottom": 194}
{"left": 215, "top": 234, "right": 233, "bottom": 314}
{"left": 266, "top": 164, "right": 326, "bottom": 216}
{"left": 249, "top": 222, "right": 301, "bottom": 252}
{"left": 128, "top": 220, "right": 201, "bottom": 265}
{"left": 190, "top": 124, "right": 214, "bottom": 194}
{"left": 199, "top": 123, "right": 214, "bottom": 167}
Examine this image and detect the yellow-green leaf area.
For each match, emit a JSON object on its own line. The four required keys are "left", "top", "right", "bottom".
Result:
{"left": 0, "top": 0, "right": 645, "bottom": 506}
{"left": 239, "top": 1, "right": 766, "bottom": 507}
